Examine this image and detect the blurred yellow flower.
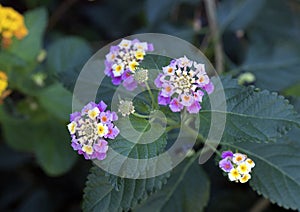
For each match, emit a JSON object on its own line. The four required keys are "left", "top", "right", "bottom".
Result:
{"left": 0, "top": 4, "right": 28, "bottom": 48}
{"left": 0, "top": 71, "right": 10, "bottom": 103}
{"left": 0, "top": 71, "right": 8, "bottom": 95}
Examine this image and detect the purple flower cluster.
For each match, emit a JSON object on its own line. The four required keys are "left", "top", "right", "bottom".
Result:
{"left": 67, "top": 101, "right": 119, "bottom": 160}
{"left": 104, "top": 39, "right": 154, "bottom": 91}
{"left": 154, "top": 56, "right": 214, "bottom": 113}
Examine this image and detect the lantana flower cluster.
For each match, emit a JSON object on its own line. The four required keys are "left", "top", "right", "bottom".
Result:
{"left": 0, "top": 4, "right": 28, "bottom": 48}
{"left": 219, "top": 151, "right": 255, "bottom": 183}
{"left": 154, "top": 56, "right": 214, "bottom": 113}
{"left": 67, "top": 101, "right": 120, "bottom": 160}
{"left": 104, "top": 39, "right": 154, "bottom": 91}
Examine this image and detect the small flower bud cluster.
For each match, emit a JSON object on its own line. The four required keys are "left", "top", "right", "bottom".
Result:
{"left": 219, "top": 151, "right": 255, "bottom": 183}
{"left": 67, "top": 101, "right": 119, "bottom": 160}
{"left": 118, "top": 99, "right": 135, "bottom": 117}
{"left": 104, "top": 39, "right": 154, "bottom": 91}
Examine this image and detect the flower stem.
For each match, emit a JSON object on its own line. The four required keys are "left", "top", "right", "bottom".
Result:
{"left": 132, "top": 113, "right": 150, "bottom": 119}
{"left": 145, "top": 82, "right": 156, "bottom": 109}
{"left": 182, "top": 123, "right": 221, "bottom": 157}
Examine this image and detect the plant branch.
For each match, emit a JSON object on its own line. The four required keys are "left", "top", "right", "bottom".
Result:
{"left": 204, "top": 0, "right": 224, "bottom": 74}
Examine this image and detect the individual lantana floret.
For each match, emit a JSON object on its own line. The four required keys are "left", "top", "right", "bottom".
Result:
{"left": 154, "top": 56, "right": 214, "bottom": 113}
{"left": 67, "top": 101, "right": 120, "bottom": 160}
{"left": 118, "top": 99, "right": 135, "bottom": 117}
{"left": 104, "top": 39, "right": 154, "bottom": 91}
{"left": 0, "top": 4, "right": 28, "bottom": 48}
{"left": 219, "top": 150, "right": 255, "bottom": 183}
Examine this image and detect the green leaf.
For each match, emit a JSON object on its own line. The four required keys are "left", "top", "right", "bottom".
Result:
{"left": 0, "top": 106, "right": 77, "bottom": 176}
{"left": 239, "top": 42, "right": 300, "bottom": 91}
{"left": 218, "top": 0, "right": 267, "bottom": 31}
{"left": 140, "top": 54, "right": 170, "bottom": 67}
{"left": 37, "top": 83, "right": 72, "bottom": 120}
{"left": 82, "top": 166, "right": 169, "bottom": 212}
{"left": 134, "top": 159, "right": 210, "bottom": 212}
{"left": 8, "top": 8, "right": 47, "bottom": 62}
{"left": 232, "top": 0, "right": 300, "bottom": 91}
{"left": 111, "top": 115, "right": 167, "bottom": 159}
{"left": 46, "top": 36, "right": 92, "bottom": 75}
{"left": 0, "top": 107, "right": 38, "bottom": 152}
{"left": 0, "top": 52, "right": 27, "bottom": 71}
{"left": 145, "top": 0, "right": 198, "bottom": 25}
{"left": 246, "top": 0, "right": 300, "bottom": 43}
{"left": 199, "top": 76, "right": 300, "bottom": 143}
{"left": 34, "top": 120, "right": 77, "bottom": 176}
{"left": 222, "top": 136, "right": 300, "bottom": 211}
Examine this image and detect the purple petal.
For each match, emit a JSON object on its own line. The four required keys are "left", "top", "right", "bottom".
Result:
{"left": 104, "top": 61, "right": 113, "bottom": 76}
{"left": 170, "top": 59, "right": 177, "bottom": 66}
{"left": 96, "top": 153, "right": 107, "bottom": 160}
{"left": 154, "top": 73, "right": 164, "bottom": 88}
{"left": 71, "top": 141, "right": 81, "bottom": 151}
{"left": 132, "top": 38, "right": 140, "bottom": 45}
{"left": 110, "top": 45, "right": 119, "bottom": 52}
{"left": 97, "top": 101, "right": 107, "bottom": 112}
{"left": 193, "top": 90, "right": 204, "bottom": 102}
{"left": 158, "top": 92, "right": 171, "bottom": 105}
{"left": 70, "top": 111, "right": 81, "bottom": 122}
{"left": 110, "top": 111, "right": 118, "bottom": 121}
{"left": 203, "top": 81, "right": 214, "bottom": 94}
{"left": 187, "top": 101, "right": 201, "bottom": 113}
{"left": 221, "top": 151, "right": 233, "bottom": 159}
{"left": 81, "top": 102, "right": 97, "bottom": 114}
{"left": 169, "top": 98, "right": 184, "bottom": 112}
{"left": 123, "top": 75, "right": 138, "bottom": 91}
{"left": 94, "top": 139, "right": 108, "bottom": 153}
{"left": 219, "top": 158, "right": 233, "bottom": 172}
{"left": 111, "top": 76, "right": 122, "bottom": 85}
{"left": 106, "top": 124, "right": 120, "bottom": 139}
{"left": 121, "top": 70, "right": 131, "bottom": 80}
{"left": 147, "top": 43, "right": 154, "bottom": 51}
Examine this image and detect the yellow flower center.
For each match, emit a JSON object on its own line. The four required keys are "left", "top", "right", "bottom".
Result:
{"left": 67, "top": 122, "right": 77, "bottom": 134}
{"left": 97, "top": 123, "right": 108, "bottom": 137}
{"left": 88, "top": 108, "right": 100, "bottom": 119}
{"left": 135, "top": 51, "right": 144, "bottom": 60}
{"left": 115, "top": 65, "right": 122, "bottom": 72}
{"left": 129, "top": 61, "right": 139, "bottom": 72}
{"left": 82, "top": 145, "right": 93, "bottom": 155}
{"left": 240, "top": 174, "right": 251, "bottom": 183}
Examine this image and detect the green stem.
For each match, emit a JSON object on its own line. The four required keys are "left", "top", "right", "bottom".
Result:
{"left": 165, "top": 125, "right": 180, "bottom": 132}
{"left": 182, "top": 123, "right": 222, "bottom": 157}
{"left": 145, "top": 82, "right": 156, "bottom": 109}
{"left": 132, "top": 113, "right": 150, "bottom": 119}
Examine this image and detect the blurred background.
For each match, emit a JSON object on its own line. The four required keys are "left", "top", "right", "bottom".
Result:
{"left": 0, "top": 0, "right": 299, "bottom": 211}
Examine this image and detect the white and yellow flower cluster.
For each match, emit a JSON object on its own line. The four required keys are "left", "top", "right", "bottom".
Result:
{"left": 219, "top": 151, "right": 255, "bottom": 183}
